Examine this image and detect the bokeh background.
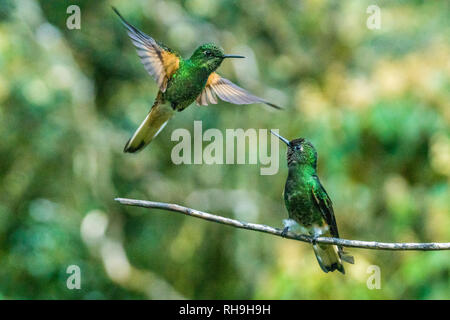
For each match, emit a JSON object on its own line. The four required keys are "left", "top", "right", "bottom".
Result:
{"left": 0, "top": 0, "right": 449, "bottom": 299}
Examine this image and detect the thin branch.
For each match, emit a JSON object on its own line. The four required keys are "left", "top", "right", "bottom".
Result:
{"left": 115, "top": 198, "right": 450, "bottom": 251}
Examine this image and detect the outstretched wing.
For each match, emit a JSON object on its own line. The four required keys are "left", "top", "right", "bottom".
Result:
{"left": 311, "top": 176, "right": 340, "bottom": 239}
{"left": 113, "top": 7, "right": 180, "bottom": 92}
{"left": 196, "top": 73, "right": 281, "bottom": 109}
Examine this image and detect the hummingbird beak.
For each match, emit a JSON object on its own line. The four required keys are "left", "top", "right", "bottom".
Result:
{"left": 223, "top": 54, "right": 245, "bottom": 59}
{"left": 270, "top": 130, "right": 290, "bottom": 146}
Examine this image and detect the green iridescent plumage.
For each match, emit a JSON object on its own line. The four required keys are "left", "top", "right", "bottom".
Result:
{"left": 272, "top": 131, "right": 354, "bottom": 274}
{"left": 164, "top": 45, "right": 220, "bottom": 111}
{"left": 113, "top": 8, "right": 280, "bottom": 153}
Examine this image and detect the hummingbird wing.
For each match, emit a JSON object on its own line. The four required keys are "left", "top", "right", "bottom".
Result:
{"left": 311, "top": 176, "right": 340, "bottom": 239}
{"left": 196, "top": 73, "right": 281, "bottom": 109}
{"left": 311, "top": 177, "right": 355, "bottom": 264}
{"left": 113, "top": 8, "right": 180, "bottom": 92}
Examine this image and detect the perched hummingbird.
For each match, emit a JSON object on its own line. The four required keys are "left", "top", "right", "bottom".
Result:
{"left": 113, "top": 8, "right": 280, "bottom": 153}
{"left": 271, "top": 131, "right": 354, "bottom": 274}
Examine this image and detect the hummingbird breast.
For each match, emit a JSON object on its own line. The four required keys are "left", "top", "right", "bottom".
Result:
{"left": 284, "top": 173, "right": 324, "bottom": 230}
{"left": 164, "top": 62, "right": 210, "bottom": 111}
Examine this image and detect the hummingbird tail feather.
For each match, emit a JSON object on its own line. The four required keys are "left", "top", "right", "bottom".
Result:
{"left": 312, "top": 243, "right": 345, "bottom": 274}
{"left": 124, "top": 101, "right": 175, "bottom": 153}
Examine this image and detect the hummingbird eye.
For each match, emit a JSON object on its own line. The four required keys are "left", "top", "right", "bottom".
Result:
{"left": 203, "top": 50, "right": 214, "bottom": 57}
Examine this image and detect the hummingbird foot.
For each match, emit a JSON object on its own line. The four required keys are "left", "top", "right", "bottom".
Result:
{"left": 281, "top": 219, "right": 302, "bottom": 238}
{"left": 310, "top": 235, "right": 319, "bottom": 245}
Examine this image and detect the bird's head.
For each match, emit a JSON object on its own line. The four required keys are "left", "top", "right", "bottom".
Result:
{"left": 271, "top": 131, "right": 317, "bottom": 168}
{"left": 190, "top": 43, "right": 245, "bottom": 73}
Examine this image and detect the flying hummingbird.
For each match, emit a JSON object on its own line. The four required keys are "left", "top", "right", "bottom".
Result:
{"left": 113, "top": 8, "right": 280, "bottom": 153}
{"left": 271, "top": 131, "right": 354, "bottom": 274}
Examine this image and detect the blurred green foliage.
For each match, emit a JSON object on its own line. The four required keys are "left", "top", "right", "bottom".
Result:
{"left": 0, "top": 0, "right": 449, "bottom": 299}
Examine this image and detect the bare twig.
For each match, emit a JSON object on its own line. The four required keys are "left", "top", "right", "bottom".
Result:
{"left": 115, "top": 198, "right": 450, "bottom": 251}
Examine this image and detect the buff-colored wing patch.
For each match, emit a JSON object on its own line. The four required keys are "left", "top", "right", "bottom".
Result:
{"left": 196, "top": 73, "right": 281, "bottom": 109}
{"left": 114, "top": 8, "right": 180, "bottom": 92}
